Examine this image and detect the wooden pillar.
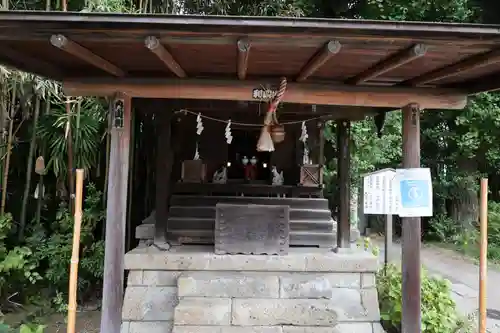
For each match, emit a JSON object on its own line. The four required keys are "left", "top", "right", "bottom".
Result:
{"left": 318, "top": 121, "right": 325, "bottom": 191}
{"left": 100, "top": 94, "right": 131, "bottom": 333}
{"left": 336, "top": 120, "right": 351, "bottom": 248}
{"left": 155, "top": 110, "right": 172, "bottom": 245}
{"left": 401, "top": 103, "right": 421, "bottom": 333}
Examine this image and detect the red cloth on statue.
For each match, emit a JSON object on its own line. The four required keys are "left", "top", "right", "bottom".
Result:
{"left": 244, "top": 164, "right": 257, "bottom": 180}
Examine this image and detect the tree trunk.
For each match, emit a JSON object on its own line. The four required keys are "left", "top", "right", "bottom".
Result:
{"left": 35, "top": 100, "right": 51, "bottom": 226}
{"left": 450, "top": 159, "right": 479, "bottom": 229}
{"left": 66, "top": 98, "right": 75, "bottom": 213}
{"left": 1, "top": 84, "right": 16, "bottom": 215}
{"left": 19, "top": 96, "right": 40, "bottom": 240}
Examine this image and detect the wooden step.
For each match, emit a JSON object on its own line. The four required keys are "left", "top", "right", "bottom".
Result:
{"left": 167, "top": 217, "right": 334, "bottom": 232}
{"left": 169, "top": 206, "right": 332, "bottom": 220}
{"left": 167, "top": 229, "right": 335, "bottom": 248}
{"left": 169, "top": 195, "right": 329, "bottom": 209}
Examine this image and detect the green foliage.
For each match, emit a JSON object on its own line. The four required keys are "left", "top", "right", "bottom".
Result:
{"left": 0, "top": 323, "right": 45, "bottom": 333}
{"left": 377, "top": 264, "right": 468, "bottom": 333}
{"left": 25, "top": 183, "right": 105, "bottom": 305}
{"left": 0, "top": 214, "right": 40, "bottom": 311}
{"left": 37, "top": 97, "right": 106, "bottom": 181}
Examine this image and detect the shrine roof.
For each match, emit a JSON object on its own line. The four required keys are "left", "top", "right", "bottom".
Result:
{"left": 1, "top": 11, "right": 500, "bottom": 94}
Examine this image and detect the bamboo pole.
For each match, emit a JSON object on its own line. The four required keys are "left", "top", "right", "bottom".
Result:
{"left": 479, "top": 178, "right": 488, "bottom": 333}
{"left": 67, "top": 169, "right": 84, "bottom": 333}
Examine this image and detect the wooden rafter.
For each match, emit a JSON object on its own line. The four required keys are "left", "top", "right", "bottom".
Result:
{"left": 347, "top": 44, "right": 427, "bottom": 85}
{"left": 1, "top": 45, "right": 62, "bottom": 78}
{"left": 144, "top": 36, "right": 186, "bottom": 78}
{"left": 50, "top": 34, "right": 125, "bottom": 77}
{"left": 62, "top": 78, "right": 467, "bottom": 110}
{"left": 237, "top": 38, "right": 251, "bottom": 80}
{"left": 403, "top": 48, "right": 500, "bottom": 86}
{"left": 296, "top": 40, "right": 341, "bottom": 82}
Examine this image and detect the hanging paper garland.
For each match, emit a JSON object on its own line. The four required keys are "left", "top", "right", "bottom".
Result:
{"left": 299, "top": 121, "right": 308, "bottom": 143}
{"left": 196, "top": 112, "right": 204, "bottom": 135}
{"left": 193, "top": 113, "right": 204, "bottom": 160}
{"left": 193, "top": 142, "right": 200, "bottom": 160}
{"left": 225, "top": 119, "right": 233, "bottom": 144}
{"left": 299, "top": 121, "right": 310, "bottom": 164}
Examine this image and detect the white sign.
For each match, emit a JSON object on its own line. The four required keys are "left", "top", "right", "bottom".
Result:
{"left": 363, "top": 169, "right": 399, "bottom": 215}
{"left": 396, "top": 168, "right": 433, "bottom": 217}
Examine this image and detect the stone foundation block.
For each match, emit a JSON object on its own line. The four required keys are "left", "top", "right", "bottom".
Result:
{"left": 282, "top": 323, "right": 373, "bottom": 333}
{"left": 127, "top": 270, "right": 143, "bottom": 285}
{"left": 279, "top": 275, "right": 360, "bottom": 298}
{"left": 143, "top": 270, "right": 182, "bottom": 286}
{"left": 122, "top": 286, "right": 177, "bottom": 321}
{"left": 232, "top": 299, "right": 343, "bottom": 326}
{"left": 121, "top": 321, "right": 173, "bottom": 333}
{"left": 174, "top": 297, "right": 231, "bottom": 325}
{"left": 305, "top": 251, "right": 378, "bottom": 272}
{"left": 124, "top": 247, "right": 378, "bottom": 273}
{"left": 173, "top": 326, "right": 283, "bottom": 333}
{"left": 361, "top": 289, "right": 381, "bottom": 321}
{"left": 361, "top": 273, "right": 376, "bottom": 289}
{"left": 178, "top": 273, "right": 279, "bottom": 298}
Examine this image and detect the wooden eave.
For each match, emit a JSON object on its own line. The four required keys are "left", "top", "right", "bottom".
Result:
{"left": 2, "top": 11, "right": 500, "bottom": 110}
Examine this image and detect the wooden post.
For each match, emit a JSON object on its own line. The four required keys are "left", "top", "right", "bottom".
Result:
{"left": 318, "top": 120, "right": 325, "bottom": 197}
{"left": 67, "top": 169, "right": 84, "bottom": 333}
{"left": 384, "top": 214, "right": 393, "bottom": 269}
{"left": 100, "top": 94, "right": 131, "bottom": 333}
{"left": 401, "top": 103, "right": 421, "bottom": 333}
{"left": 479, "top": 178, "right": 488, "bottom": 333}
{"left": 155, "top": 109, "right": 172, "bottom": 246}
{"left": 336, "top": 120, "right": 351, "bottom": 248}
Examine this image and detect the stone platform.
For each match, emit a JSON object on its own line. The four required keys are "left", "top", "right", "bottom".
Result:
{"left": 121, "top": 246, "right": 383, "bottom": 333}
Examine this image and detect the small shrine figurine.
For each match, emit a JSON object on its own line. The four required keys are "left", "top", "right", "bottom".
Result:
{"left": 213, "top": 166, "right": 227, "bottom": 184}
{"left": 243, "top": 155, "right": 258, "bottom": 181}
{"left": 271, "top": 166, "right": 284, "bottom": 186}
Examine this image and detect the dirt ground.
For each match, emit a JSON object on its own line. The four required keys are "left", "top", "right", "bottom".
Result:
{"left": 3, "top": 310, "right": 101, "bottom": 333}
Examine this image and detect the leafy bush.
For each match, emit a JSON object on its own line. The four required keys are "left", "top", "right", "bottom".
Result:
{"left": 0, "top": 214, "right": 40, "bottom": 312}
{"left": 0, "top": 322, "right": 45, "bottom": 333}
{"left": 376, "top": 264, "right": 470, "bottom": 333}
{"left": 26, "top": 183, "right": 105, "bottom": 304}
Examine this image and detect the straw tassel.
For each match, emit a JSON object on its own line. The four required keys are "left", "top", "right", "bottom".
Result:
{"left": 257, "top": 77, "right": 287, "bottom": 152}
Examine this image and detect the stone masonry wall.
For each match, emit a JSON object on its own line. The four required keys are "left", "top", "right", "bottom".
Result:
{"left": 121, "top": 246, "right": 383, "bottom": 333}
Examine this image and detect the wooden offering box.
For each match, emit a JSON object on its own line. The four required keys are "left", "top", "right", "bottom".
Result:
{"left": 299, "top": 164, "right": 322, "bottom": 187}
{"left": 181, "top": 160, "right": 206, "bottom": 183}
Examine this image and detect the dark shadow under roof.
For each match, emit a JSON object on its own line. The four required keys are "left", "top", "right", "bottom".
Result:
{"left": 1, "top": 11, "right": 500, "bottom": 94}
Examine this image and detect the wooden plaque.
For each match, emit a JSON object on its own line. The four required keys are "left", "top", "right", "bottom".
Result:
{"left": 299, "top": 164, "right": 322, "bottom": 187}
{"left": 215, "top": 204, "right": 290, "bottom": 255}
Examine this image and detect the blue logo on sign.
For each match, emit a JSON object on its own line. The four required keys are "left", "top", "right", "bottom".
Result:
{"left": 400, "top": 180, "right": 429, "bottom": 208}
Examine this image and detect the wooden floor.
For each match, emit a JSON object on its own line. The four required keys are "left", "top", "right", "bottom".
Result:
{"left": 173, "top": 181, "right": 323, "bottom": 198}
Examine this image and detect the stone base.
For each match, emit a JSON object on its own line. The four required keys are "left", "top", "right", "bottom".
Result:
{"left": 121, "top": 246, "right": 383, "bottom": 333}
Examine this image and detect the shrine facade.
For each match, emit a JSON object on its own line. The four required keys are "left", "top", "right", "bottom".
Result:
{"left": 1, "top": 11, "right": 500, "bottom": 333}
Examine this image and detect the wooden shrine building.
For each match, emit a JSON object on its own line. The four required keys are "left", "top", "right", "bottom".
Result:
{"left": 2, "top": 11, "right": 500, "bottom": 333}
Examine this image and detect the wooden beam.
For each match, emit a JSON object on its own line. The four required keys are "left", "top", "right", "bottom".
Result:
{"left": 145, "top": 36, "right": 186, "bottom": 78}
{"left": 347, "top": 44, "right": 427, "bottom": 85}
{"left": 403, "top": 48, "right": 500, "bottom": 86}
{"left": 50, "top": 34, "right": 125, "bottom": 77}
{"left": 336, "top": 119, "right": 351, "bottom": 249}
{"left": 237, "top": 38, "right": 251, "bottom": 80}
{"left": 401, "top": 103, "right": 422, "bottom": 333}
{"left": 296, "top": 40, "right": 341, "bottom": 82}
{"left": 62, "top": 78, "right": 467, "bottom": 110}
{"left": 0, "top": 46, "right": 63, "bottom": 79}
{"left": 100, "top": 94, "right": 131, "bottom": 333}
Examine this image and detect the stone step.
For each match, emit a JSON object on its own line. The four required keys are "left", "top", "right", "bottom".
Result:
{"left": 167, "top": 217, "right": 334, "bottom": 232}
{"left": 169, "top": 205, "right": 333, "bottom": 220}
{"left": 169, "top": 195, "right": 329, "bottom": 209}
